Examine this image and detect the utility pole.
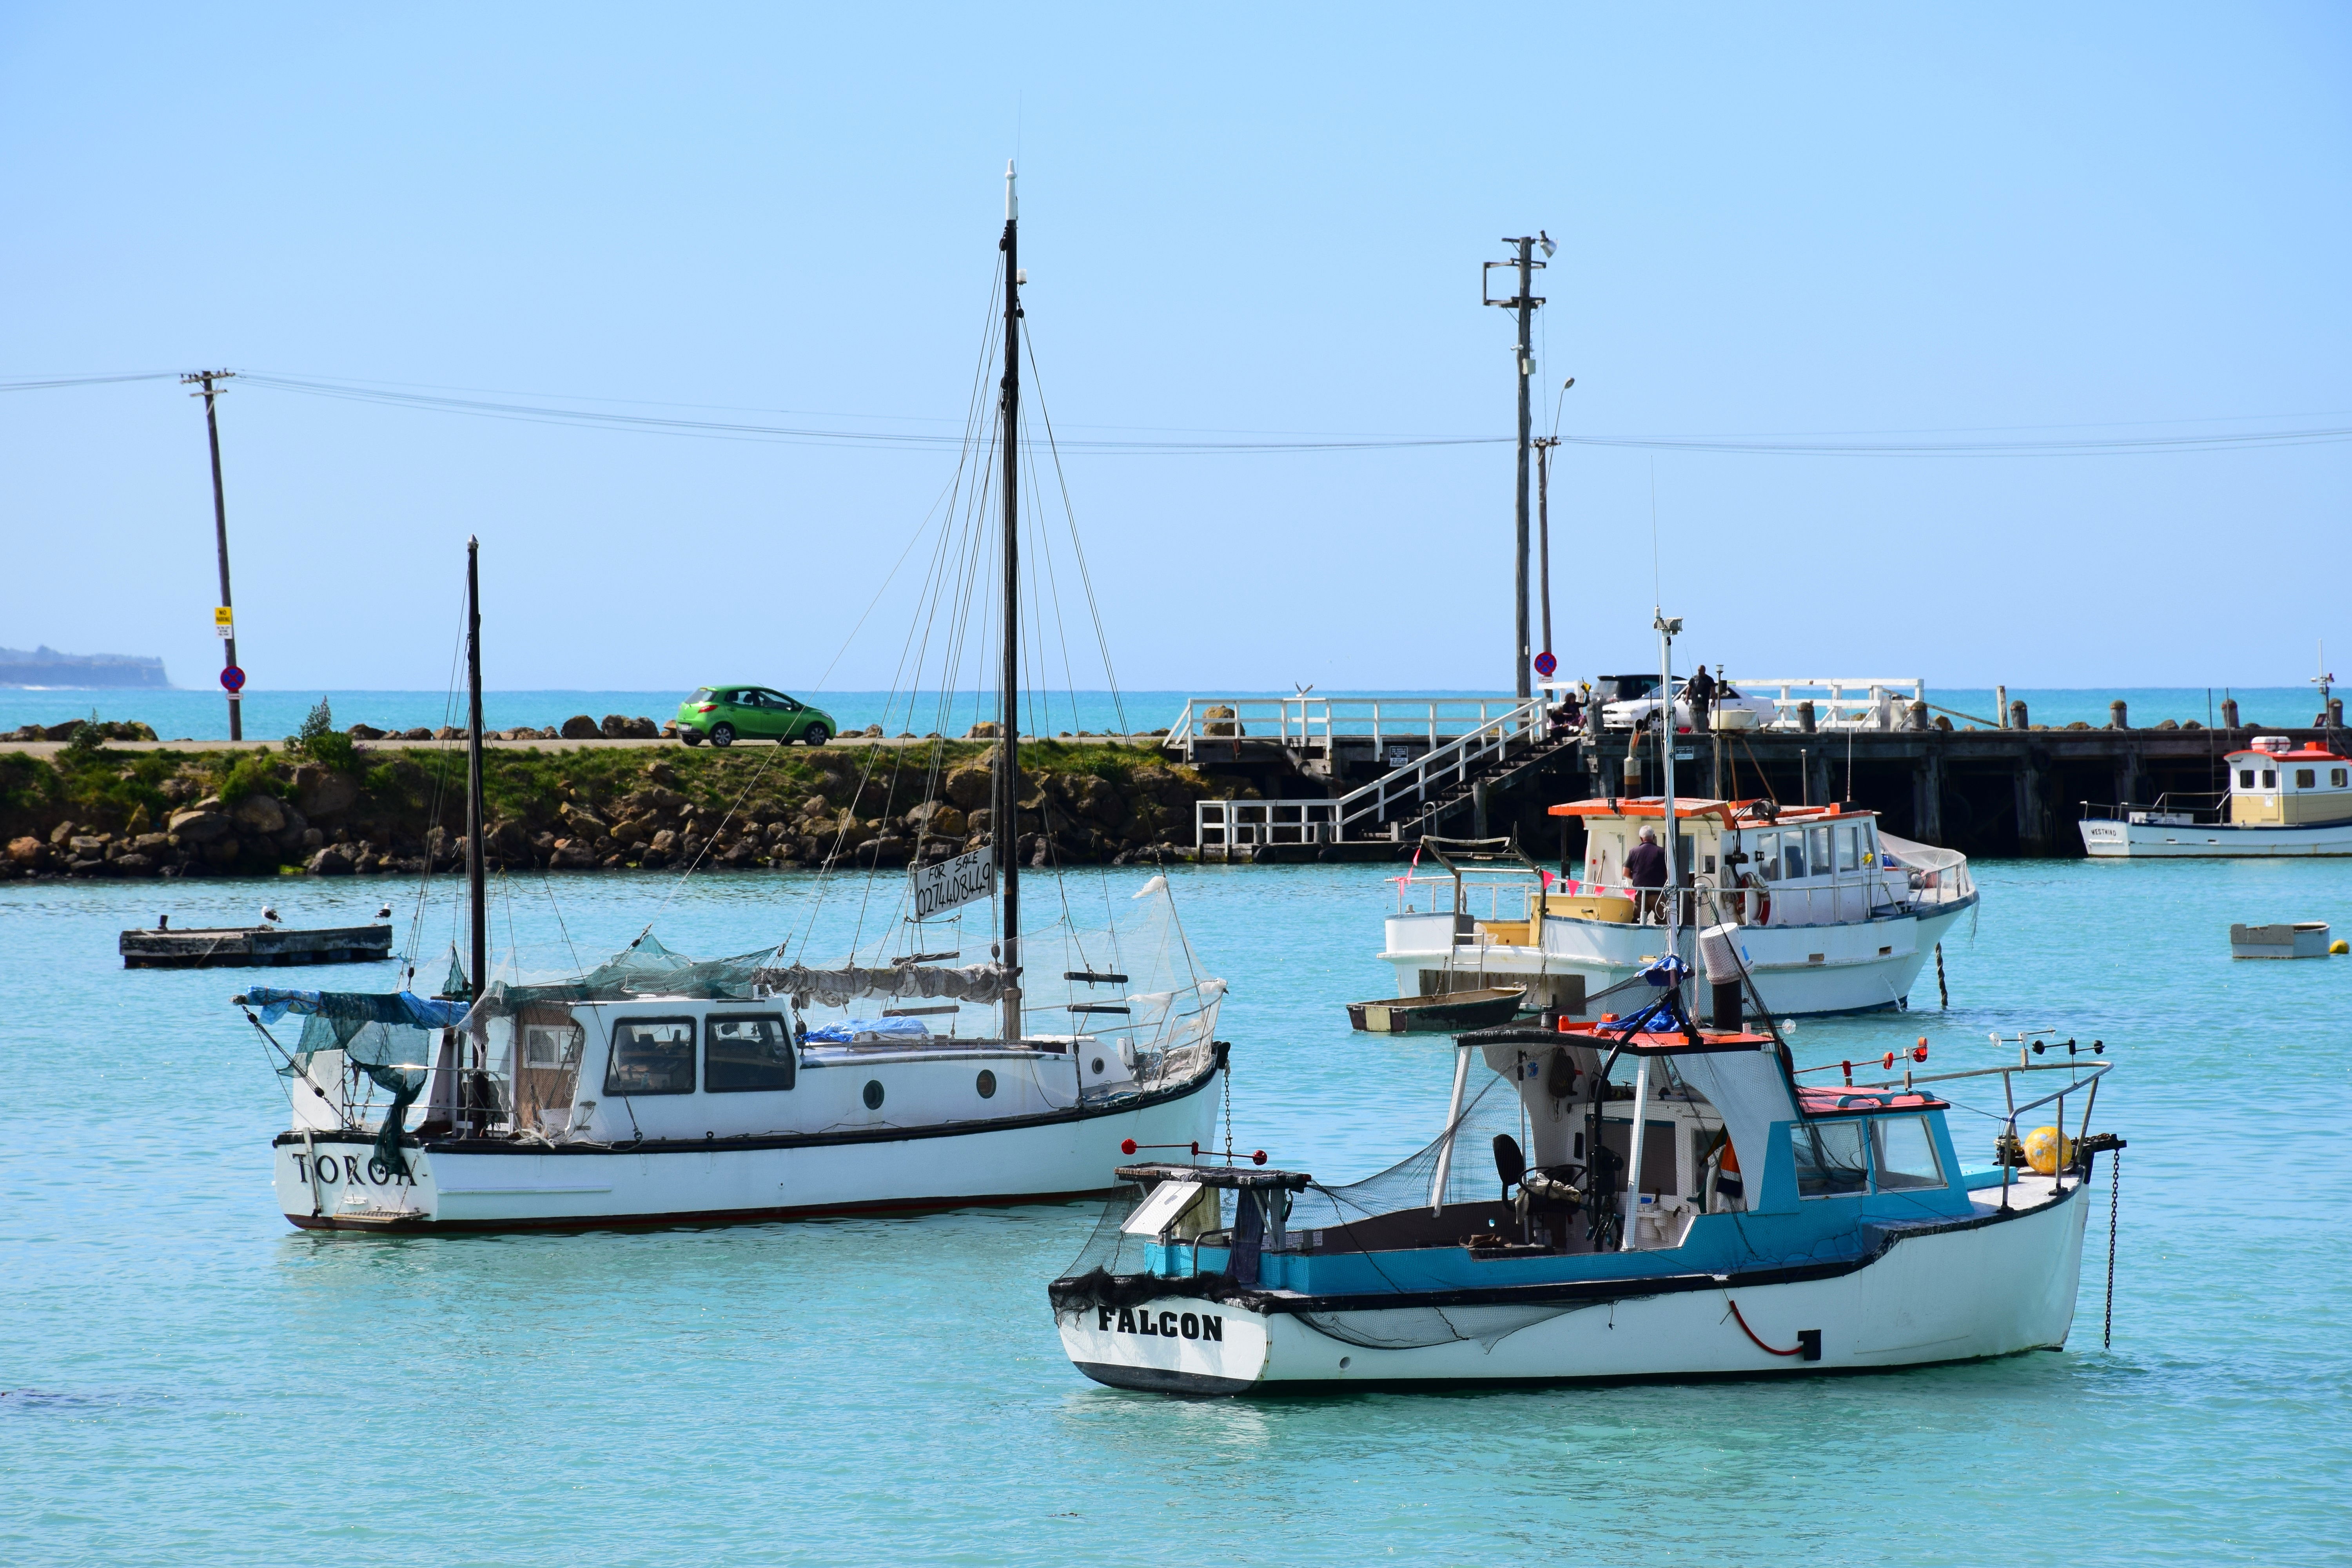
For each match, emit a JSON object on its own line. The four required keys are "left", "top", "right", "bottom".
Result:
{"left": 183, "top": 370, "right": 241, "bottom": 740}
{"left": 1485, "top": 236, "right": 1550, "bottom": 699}
{"left": 1534, "top": 435, "right": 1559, "bottom": 667}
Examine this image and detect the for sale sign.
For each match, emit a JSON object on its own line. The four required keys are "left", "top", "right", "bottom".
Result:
{"left": 910, "top": 846, "right": 994, "bottom": 922}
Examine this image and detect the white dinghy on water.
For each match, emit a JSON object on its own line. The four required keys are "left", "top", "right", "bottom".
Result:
{"left": 240, "top": 169, "right": 1227, "bottom": 1231}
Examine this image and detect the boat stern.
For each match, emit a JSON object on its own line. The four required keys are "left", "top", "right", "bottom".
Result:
{"left": 1052, "top": 1284, "right": 1270, "bottom": 1396}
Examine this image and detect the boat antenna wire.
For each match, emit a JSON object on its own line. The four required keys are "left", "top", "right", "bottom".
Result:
{"left": 399, "top": 576, "right": 474, "bottom": 981}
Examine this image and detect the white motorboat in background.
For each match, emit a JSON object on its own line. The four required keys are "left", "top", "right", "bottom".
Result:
{"left": 1379, "top": 799, "right": 1975, "bottom": 1020}
{"left": 2081, "top": 735, "right": 2352, "bottom": 857}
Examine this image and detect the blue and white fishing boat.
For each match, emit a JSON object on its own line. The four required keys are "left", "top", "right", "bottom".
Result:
{"left": 1049, "top": 985, "right": 2120, "bottom": 1393}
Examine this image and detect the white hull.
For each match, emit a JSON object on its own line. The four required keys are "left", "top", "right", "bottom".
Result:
{"left": 1383, "top": 900, "right": 1971, "bottom": 1018}
{"left": 1058, "top": 1175, "right": 2090, "bottom": 1393}
{"left": 2080, "top": 817, "right": 2352, "bottom": 857}
{"left": 276, "top": 1066, "right": 1222, "bottom": 1230}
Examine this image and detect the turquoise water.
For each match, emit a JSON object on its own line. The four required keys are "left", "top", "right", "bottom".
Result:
{"left": 4, "top": 857, "right": 2349, "bottom": 1564}
{"left": 0, "top": 686, "right": 2331, "bottom": 742}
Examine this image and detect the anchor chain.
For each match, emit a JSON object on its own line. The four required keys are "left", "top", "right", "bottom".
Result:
{"left": 2105, "top": 1147, "right": 2121, "bottom": 1349}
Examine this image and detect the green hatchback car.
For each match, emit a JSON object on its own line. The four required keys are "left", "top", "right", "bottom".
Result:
{"left": 675, "top": 686, "right": 835, "bottom": 748}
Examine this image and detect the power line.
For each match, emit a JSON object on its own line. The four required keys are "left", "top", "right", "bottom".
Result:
{"left": 6, "top": 367, "right": 2349, "bottom": 457}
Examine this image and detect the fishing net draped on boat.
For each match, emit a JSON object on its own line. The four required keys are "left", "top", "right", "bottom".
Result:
{"left": 1053, "top": 1074, "right": 1572, "bottom": 1350}
{"left": 245, "top": 987, "right": 470, "bottom": 1176}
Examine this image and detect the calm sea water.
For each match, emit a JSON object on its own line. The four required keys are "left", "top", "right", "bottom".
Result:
{"left": 0, "top": 686, "right": 2331, "bottom": 742}
{"left": 4, "top": 857, "right": 2348, "bottom": 1565}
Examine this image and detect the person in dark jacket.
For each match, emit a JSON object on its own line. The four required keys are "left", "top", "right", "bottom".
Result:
{"left": 1624, "top": 825, "right": 1669, "bottom": 921}
{"left": 1685, "top": 665, "right": 1718, "bottom": 733}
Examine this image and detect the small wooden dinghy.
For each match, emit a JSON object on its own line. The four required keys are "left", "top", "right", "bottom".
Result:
{"left": 121, "top": 923, "right": 392, "bottom": 969}
{"left": 1346, "top": 986, "right": 1524, "bottom": 1034}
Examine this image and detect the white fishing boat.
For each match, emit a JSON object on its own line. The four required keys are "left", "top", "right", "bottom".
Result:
{"left": 241, "top": 168, "right": 1227, "bottom": 1231}
{"left": 1049, "top": 993, "right": 2121, "bottom": 1394}
{"left": 1380, "top": 803, "right": 1975, "bottom": 1019}
{"left": 2080, "top": 735, "right": 2352, "bottom": 858}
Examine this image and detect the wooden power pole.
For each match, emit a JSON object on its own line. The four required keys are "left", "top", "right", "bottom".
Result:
{"left": 183, "top": 370, "right": 241, "bottom": 740}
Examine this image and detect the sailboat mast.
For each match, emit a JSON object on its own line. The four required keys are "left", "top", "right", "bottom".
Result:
{"left": 465, "top": 537, "right": 486, "bottom": 1002}
{"left": 997, "top": 163, "right": 1024, "bottom": 1041}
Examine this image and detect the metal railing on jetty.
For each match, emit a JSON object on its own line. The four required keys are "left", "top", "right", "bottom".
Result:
{"left": 1194, "top": 696, "right": 1550, "bottom": 846}
{"left": 1166, "top": 695, "right": 1535, "bottom": 751}
{"left": 1726, "top": 677, "right": 1927, "bottom": 731}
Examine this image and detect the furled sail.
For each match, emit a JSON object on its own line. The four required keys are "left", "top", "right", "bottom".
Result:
{"left": 748, "top": 961, "right": 1013, "bottom": 1011}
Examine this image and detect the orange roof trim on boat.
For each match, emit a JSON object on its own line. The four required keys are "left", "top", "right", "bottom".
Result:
{"left": 1546, "top": 796, "right": 1874, "bottom": 824}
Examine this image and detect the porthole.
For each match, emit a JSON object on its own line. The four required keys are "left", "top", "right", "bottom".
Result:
{"left": 1091, "top": 1056, "right": 1106, "bottom": 1076}
{"left": 862, "top": 1079, "right": 885, "bottom": 1110}
{"left": 975, "top": 1069, "right": 997, "bottom": 1099}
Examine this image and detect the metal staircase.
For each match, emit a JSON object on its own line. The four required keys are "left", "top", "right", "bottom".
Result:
{"left": 1194, "top": 697, "right": 1579, "bottom": 849}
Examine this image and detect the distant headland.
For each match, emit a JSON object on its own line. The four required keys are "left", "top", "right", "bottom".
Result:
{"left": 0, "top": 645, "right": 171, "bottom": 690}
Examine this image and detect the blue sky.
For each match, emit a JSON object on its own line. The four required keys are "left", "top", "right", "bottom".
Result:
{"left": 1, "top": 5, "right": 2346, "bottom": 697}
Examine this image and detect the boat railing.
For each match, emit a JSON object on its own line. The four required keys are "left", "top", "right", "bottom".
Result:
{"left": 1389, "top": 866, "right": 1968, "bottom": 931}
{"left": 1831, "top": 1056, "right": 2112, "bottom": 1210}
{"left": 2080, "top": 788, "right": 2225, "bottom": 824}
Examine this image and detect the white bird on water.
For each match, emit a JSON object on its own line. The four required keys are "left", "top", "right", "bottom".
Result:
{"left": 259, "top": 905, "right": 281, "bottom": 926}
{"left": 376, "top": 903, "right": 392, "bottom": 919}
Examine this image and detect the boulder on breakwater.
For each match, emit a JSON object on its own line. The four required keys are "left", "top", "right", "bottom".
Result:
{"left": 0, "top": 734, "right": 1245, "bottom": 880}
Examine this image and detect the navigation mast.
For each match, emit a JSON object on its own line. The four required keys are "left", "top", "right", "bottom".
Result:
{"left": 997, "top": 162, "right": 1024, "bottom": 1042}
{"left": 465, "top": 537, "right": 486, "bottom": 1002}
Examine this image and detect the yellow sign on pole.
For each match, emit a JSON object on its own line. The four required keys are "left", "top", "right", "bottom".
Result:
{"left": 214, "top": 606, "right": 234, "bottom": 639}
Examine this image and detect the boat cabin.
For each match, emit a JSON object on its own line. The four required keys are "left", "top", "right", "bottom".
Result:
{"left": 2227, "top": 738, "right": 2352, "bottom": 826}
{"left": 1551, "top": 798, "right": 1910, "bottom": 928}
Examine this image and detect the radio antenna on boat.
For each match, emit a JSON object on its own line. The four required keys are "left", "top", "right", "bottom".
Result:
{"left": 997, "top": 158, "right": 1024, "bottom": 1042}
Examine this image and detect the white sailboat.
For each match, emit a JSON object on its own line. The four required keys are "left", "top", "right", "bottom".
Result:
{"left": 243, "top": 169, "right": 1227, "bottom": 1230}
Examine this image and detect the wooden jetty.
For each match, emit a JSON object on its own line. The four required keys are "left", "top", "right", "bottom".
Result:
{"left": 119, "top": 923, "right": 393, "bottom": 969}
{"left": 1161, "top": 694, "right": 2344, "bottom": 860}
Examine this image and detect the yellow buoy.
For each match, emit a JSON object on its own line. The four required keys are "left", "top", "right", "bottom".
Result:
{"left": 2331, "top": 938, "right": 2348, "bottom": 955}
{"left": 2024, "top": 1125, "right": 2074, "bottom": 1176}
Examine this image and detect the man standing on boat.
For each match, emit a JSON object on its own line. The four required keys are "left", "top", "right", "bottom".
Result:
{"left": 1626, "top": 824, "right": 1669, "bottom": 921}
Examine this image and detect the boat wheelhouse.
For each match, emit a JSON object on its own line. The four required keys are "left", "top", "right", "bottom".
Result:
{"left": 2080, "top": 735, "right": 2352, "bottom": 857}
{"left": 1379, "top": 800, "right": 1975, "bottom": 1020}
{"left": 1050, "top": 1009, "right": 2118, "bottom": 1393}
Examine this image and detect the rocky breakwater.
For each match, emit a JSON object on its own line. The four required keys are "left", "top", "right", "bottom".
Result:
{"left": 484, "top": 751, "right": 1218, "bottom": 874}
{"left": 0, "top": 736, "right": 1242, "bottom": 880}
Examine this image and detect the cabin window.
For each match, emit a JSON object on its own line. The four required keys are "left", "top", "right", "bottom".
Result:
{"left": 1870, "top": 1115, "right": 1945, "bottom": 1191}
{"left": 1753, "top": 832, "right": 1781, "bottom": 882}
{"left": 2294, "top": 768, "right": 2315, "bottom": 789}
{"left": 1808, "top": 826, "right": 1832, "bottom": 877}
{"left": 1835, "top": 824, "right": 1858, "bottom": 873}
{"left": 604, "top": 1018, "right": 696, "bottom": 1096}
{"left": 2238, "top": 769, "right": 2255, "bottom": 789}
{"left": 2334, "top": 769, "right": 2348, "bottom": 788}
{"left": 705, "top": 1014, "right": 795, "bottom": 1093}
{"left": 523, "top": 1024, "right": 581, "bottom": 1070}
{"left": 1782, "top": 832, "right": 1809, "bottom": 880}
{"left": 2261, "top": 770, "right": 2276, "bottom": 789}
{"left": 1793, "top": 1120, "right": 1869, "bottom": 1198}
